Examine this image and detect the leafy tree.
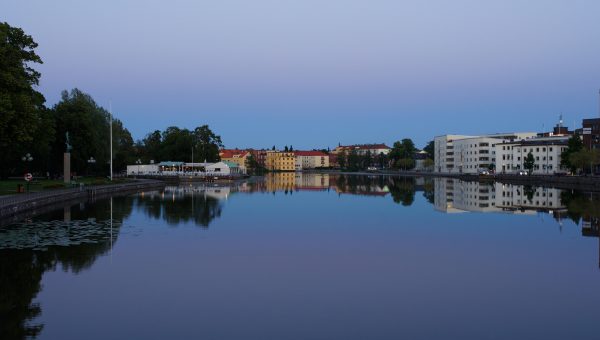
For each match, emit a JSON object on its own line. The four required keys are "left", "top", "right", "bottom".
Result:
{"left": 158, "top": 127, "right": 192, "bottom": 162}
{"left": 396, "top": 158, "right": 416, "bottom": 170}
{"left": 423, "top": 140, "right": 435, "bottom": 161}
{"left": 337, "top": 150, "right": 347, "bottom": 169}
{"left": 524, "top": 152, "right": 535, "bottom": 175}
{"left": 193, "top": 125, "right": 223, "bottom": 162}
{"left": 569, "top": 149, "right": 600, "bottom": 174}
{"left": 347, "top": 150, "right": 360, "bottom": 171}
{"left": 141, "top": 130, "right": 162, "bottom": 163}
{"left": 376, "top": 152, "right": 388, "bottom": 169}
{"left": 561, "top": 133, "right": 583, "bottom": 173}
{"left": 389, "top": 139, "right": 416, "bottom": 167}
{"left": 364, "top": 150, "right": 373, "bottom": 168}
{"left": 50, "top": 89, "right": 112, "bottom": 175}
{"left": 0, "top": 22, "right": 48, "bottom": 177}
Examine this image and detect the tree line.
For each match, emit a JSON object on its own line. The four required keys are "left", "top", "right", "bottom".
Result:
{"left": 0, "top": 22, "right": 222, "bottom": 178}
{"left": 337, "top": 139, "right": 434, "bottom": 171}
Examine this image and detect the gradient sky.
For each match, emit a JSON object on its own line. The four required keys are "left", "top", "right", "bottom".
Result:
{"left": 3, "top": 0, "right": 600, "bottom": 149}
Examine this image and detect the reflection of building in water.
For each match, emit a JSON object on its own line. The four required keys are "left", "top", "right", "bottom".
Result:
{"left": 264, "top": 173, "right": 331, "bottom": 192}
{"left": 434, "top": 178, "right": 566, "bottom": 215}
{"left": 495, "top": 183, "right": 563, "bottom": 211}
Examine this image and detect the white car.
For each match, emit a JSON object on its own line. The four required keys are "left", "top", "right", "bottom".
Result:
{"left": 517, "top": 170, "right": 528, "bottom": 176}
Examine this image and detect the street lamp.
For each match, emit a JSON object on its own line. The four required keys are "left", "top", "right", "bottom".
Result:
{"left": 22, "top": 153, "right": 33, "bottom": 193}
{"left": 87, "top": 157, "right": 96, "bottom": 176}
{"left": 22, "top": 153, "right": 33, "bottom": 174}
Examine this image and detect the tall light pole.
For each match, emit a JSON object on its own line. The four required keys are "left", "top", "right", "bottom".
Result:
{"left": 109, "top": 102, "right": 113, "bottom": 181}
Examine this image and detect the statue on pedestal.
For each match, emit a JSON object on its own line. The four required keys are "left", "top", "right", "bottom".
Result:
{"left": 65, "top": 132, "right": 72, "bottom": 152}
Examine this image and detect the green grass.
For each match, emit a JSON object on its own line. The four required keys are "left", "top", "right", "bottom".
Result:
{"left": 0, "top": 177, "right": 132, "bottom": 196}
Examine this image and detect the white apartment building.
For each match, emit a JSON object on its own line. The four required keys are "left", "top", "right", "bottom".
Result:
{"left": 495, "top": 136, "right": 569, "bottom": 174}
{"left": 294, "top": 151, "right": 330, "bottom": 170}
{"left": 434, "top": 133, "right": 537, "bottom": 174}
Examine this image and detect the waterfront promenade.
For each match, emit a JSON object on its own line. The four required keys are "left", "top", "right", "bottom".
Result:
{"left": 0, "top": 179, "right": 165, "bottom": 221}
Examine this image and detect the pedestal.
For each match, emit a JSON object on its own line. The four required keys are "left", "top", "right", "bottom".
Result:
{"left": 64, "top": 153, "right": 71, "bottom": 184}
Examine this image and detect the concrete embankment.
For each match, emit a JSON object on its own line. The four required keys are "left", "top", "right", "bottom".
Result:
{"left": 0, "top": 179, "right": 165, "bottom": 221}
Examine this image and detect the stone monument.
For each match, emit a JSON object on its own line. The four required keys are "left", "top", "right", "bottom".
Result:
{"left": 64, "top": 132, "right": 72, "bottom": 184}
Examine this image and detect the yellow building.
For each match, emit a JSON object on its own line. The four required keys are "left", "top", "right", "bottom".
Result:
{"left": 265, "top": 151, "right": 295, "bottom": 171}
{"left": 219, "top": 149, "right": 250, "bottom": 172}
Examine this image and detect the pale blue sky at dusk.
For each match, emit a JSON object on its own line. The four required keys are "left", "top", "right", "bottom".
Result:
{"left": 3, "top": 0, "right": 600, "bottom": 149}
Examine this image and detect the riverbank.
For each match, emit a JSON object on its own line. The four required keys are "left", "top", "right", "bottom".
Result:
{"left": 300, "top": 169, "right": 600, "bottom": 192}
{"left": 0, "top": 179, "right": 165, "bottom": 222}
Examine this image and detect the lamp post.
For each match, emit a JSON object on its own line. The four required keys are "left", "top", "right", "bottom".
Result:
{"left": 21, "top": 153, "right": 33, "bottom": 171}
{"left": 22, "top": 153, "right": 33, "bottom": 193}
{"left": 87, "top": 157, "right": 96, "bottom": 177}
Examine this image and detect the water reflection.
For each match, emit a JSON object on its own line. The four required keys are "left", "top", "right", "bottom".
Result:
{"left": 0, "top": 198, "right": 123, "bottom": 339}
{"left": 1, "top": 173, "right": 600, "bottom": 339}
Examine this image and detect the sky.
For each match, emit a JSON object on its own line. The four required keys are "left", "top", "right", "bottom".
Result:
{"left": 3, "top": 0, "right": 600, "bottom": 149}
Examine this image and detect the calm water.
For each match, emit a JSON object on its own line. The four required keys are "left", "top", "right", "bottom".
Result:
{"left": 1, "top": 174, "right": 600, "bottom": 340}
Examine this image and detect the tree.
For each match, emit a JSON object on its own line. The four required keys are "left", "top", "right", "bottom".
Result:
{"left": 396, "top": 158, "right": 416, "bottom": 170}
{"left": 377, "top": 152, "right": 388, "bottom": 169}
{"left": 524, "top": 152, "right": 535, "bottom": 175}
{"left": 389, "top": 139, "right": 416, "bottom": 167}
{"left": 50, "top": 89, "right": 113, "bottom": 175}
{"left": 569, "top": 149, "right": 600, "bottom": 175}
{"left": 337, "top": 150, "right": 347, "bottom": 169}
{"left": 284, "top": 145, "right": 289, "bottom": 152}
{"left": 193, "top": 125, "right": 223, "bottom": 162}
{"left": 423, "top": 140, "right": 435, "bottom": 161}
{"left": 347, "top": 150, "right": 360, "bottom": 171}
{"left": 0, "top": 22, "right": 48, "bottom": 177}
{"left": 561, "top": 133, "right": 584, "bottom": 173}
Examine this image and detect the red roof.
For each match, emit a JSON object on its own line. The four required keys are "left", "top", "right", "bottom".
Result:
{"left": 338, "top": 144, "right": 390, "bottom": 150}
{"left": 219, "top": 149, "right": 249, "bottom": 158}
{"left": 293, "top": 151, "right": 329, "bottom": 156}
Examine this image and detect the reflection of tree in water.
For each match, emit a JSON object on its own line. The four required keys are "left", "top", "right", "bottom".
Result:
{"left": 560, "top": 191, "right": 600, "bottom": 225}
{"left": 134, "top": 191, "right": 223, "bottom": 228}
{"left": 388, "top": 177, "right": 416, "bottom": 206}
{"left": 422, "top": 181, "right": 435, "bottom": 204}
{"left": 523, "top": 185, "right": 535, "bottom": 203}
{"left": 0, "top": 198, "right": 129, "bottom": 339}
{"left": 334, "top": 175, "right": 390, "bottom": 196}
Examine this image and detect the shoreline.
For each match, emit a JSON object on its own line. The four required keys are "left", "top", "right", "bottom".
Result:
{"left": 296, "top": 169, "right": 600, "bottom": 192}
{"left": 0, "top": 179, "right": 166, "bottom": 223}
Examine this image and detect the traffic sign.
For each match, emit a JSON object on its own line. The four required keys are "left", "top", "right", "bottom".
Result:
{"left": 24, "top": 173, "right": 33, "bottom": 182}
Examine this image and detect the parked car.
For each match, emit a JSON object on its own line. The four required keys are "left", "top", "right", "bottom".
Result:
{"left": 478, "top": 169, "right": 490, "bottom": 175}
{"left": 517, "top": 170, "right": 528, "bottom": 176}
{"left": 367, "top": 167, "right": 379, "bottom": 172}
